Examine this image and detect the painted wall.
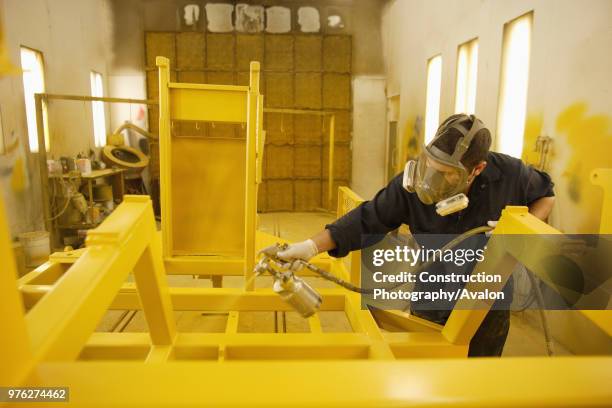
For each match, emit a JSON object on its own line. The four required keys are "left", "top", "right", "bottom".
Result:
{"left": 380, "top": 0, "right": 612, "bottom": 354}
{"left": 0, "top": 0, "right": 113, "bottom": 237}
{"left": 352, "top": 76, "right": 386, "bottom": 198}
{"left": 381, "top": 0, "right": 612, "bottom": 234}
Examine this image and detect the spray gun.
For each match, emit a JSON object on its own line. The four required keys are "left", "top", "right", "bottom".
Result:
{"left": 255, "top": 225, "right": 495, "bottom": 318}
{"left": 255, "top": 244, "right": 322, "bottom": 318}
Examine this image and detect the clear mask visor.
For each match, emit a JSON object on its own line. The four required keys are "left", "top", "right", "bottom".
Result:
{"left": 414, "top": 152, "right": 469, "bottom": 204}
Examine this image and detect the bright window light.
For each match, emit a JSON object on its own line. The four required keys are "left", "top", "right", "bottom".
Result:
{"left": 20, "top": 47, "right": 47, "bottom": 152}
{"left": 90, "top": 71, "right": 106, "bottom": 147}
{"left": 424, "top": 55, "right": 442, "bottom": 144}
{"left": 455, "top": 38, "right": 479, "bottom": 114}
{"left": 497, "top": 12, "right": 533, "bottom": 158}
{"left": 0, "top": 106, "right": 4, "bottom": 154}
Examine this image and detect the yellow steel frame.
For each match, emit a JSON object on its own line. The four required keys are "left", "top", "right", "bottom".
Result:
{"left": 6, "top": 191, "right": 612, "bottom": 405}
{"left": 157, "top": 57, "right": 262, "bottom": 286}
{"left": 5, "top": 57, "right": 612, "bottom": 405}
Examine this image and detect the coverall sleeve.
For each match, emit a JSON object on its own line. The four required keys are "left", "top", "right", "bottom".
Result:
{"left": 517, "top": 162, "right": 555, "bottom": 205}
{"left": 325, "top": 174, "right": 408, "bottom": 257}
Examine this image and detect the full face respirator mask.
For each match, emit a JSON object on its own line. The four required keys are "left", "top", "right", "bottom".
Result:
{"left": 403, "top": 114, "right": 487, "bottom": 216}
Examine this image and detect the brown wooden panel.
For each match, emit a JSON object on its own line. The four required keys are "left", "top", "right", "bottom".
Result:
{"left": 147, "top": 70, "right": 159, "bottom": 101}
{"left": 294, "top": 114, "right": 322, "bottom": 145}
{"left": 294, "top": 180, "right": 321, "bottom": 211}
{"left": 323, "top": 35, "right": 351, "bottom": 73}
{"left": 265, "top": 73, "right": 293, "bottom": 108}
{"left": 257, "top": 181, "right": 267, "bottom": 212}
{"left": 177, "top": 71, "right": 206, "bottom": 83}
{"left": 266, "top": 180, "right": 294, "bottom": 211}
{"left": 206, "top": 34, "right": 235, "bottom": 71}
{"left": 264, "top": 112, "right": 293, "bottom": 145}
{"left": 294, "top": 73, "right": 322, "bottom": 109}
{"left": 148, "top": 107, "right": 159, "bottom": 135}
{"left": 265, "top": 145, "right": 294, "bottom": 179}
{"left": 322, "top": 144, "right": 351, "bottom": 180}
{"left": 176, "top": 32, "right": 205, "bottom": 70}
{"left": 149, "top": 140, "right": 160, "bottom": 179}
{"left": 264, "top": 35, "right": 293, "bottom": 71}
{"left": 294, "top": 146, "right": 322, "bottom": 179}
{"left": 207, "top": 71, "right": 235, "bottom": 85}
{"left": 145, "top": 32, "right": 176, "bottom": 68}
{"left": 323, "top": 73, "right": 351, "bottom": 109}
{"left": 237, "top": 34, "right": 264, "bottom": 71}
{"left": 295, "top": 35, "right": 322, "bottom": 72}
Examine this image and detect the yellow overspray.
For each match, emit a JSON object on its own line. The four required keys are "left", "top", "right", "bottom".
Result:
{"left": 556, "top": 103, "right": 612, "bottom": 233}
{"left": 401, "top": 115, "right": 422, "bottom": 173}
{"left": 10, "top": 156, "right": 26, "bottom": 192}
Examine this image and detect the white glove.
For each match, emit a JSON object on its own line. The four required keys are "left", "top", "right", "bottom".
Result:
{"left": 485, "top": 220, "right": 498, "bottom": 237}
{"left": 276, "top": 239, "right": 319, "bottom": 262}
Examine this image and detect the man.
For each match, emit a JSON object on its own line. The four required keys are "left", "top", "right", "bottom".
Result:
{"left": 274, "top": 114, "right": 555, "bottom": 356}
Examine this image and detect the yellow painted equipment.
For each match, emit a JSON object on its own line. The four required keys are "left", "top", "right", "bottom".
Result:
{"left": 2, "top": 62, "right": 612, "bottom": 406}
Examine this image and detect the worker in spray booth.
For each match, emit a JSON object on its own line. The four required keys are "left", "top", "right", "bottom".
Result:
{"left": 272, "top": 113, "right": 556, "bottom": 356}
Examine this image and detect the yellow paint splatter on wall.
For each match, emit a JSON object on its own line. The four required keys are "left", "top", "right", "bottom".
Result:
{"left": 555, "top": 103, "right": 612, "bottom": 233}
{"left": 400, "top": 115, "right": 422, "bottom": 173}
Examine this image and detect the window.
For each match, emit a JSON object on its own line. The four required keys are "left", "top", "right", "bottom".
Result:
{"left": 424, "top": 55, "right": 442, "bottom": 144}
{"left": 455, "top": 38, "right": 479, "bottom": 114}
{"left": 497, "top": 12, "right": 533, "bottom": 158}
{"left": 20, "top": 47, "right": 47, "bottom": 152}
{"left": 0, "top": 106, "right": 4, "bottom": 154}
{"left": 90, "top": 71, "right": 106, "bottom": 147}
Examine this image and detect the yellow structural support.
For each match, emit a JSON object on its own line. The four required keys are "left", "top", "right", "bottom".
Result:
{"left": 157, "top": 57, "right": 263, "bottom": 287}
{"left": 4, "top": 186, "right": 612, "bottom": 406}
{"left": 4, "top": 61, "right": 612, "bottom": 405}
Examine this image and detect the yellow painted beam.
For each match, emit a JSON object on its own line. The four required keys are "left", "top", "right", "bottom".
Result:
{"left": 132, "top": 232, "right": 176, "bottom": 345}
{"left": 169, "top": 87, "right": 247, "bottom": 123}
{"left": 26, "top": 358, "right": 612, "bottom": 407}
{"left": 20, "top": 286, "right": 349, "bottom": 312}
{"left": 244, "top": 61, "right": 260, "bottom": 290}
{"left": 25, "top": 196, "right": 154, "bottom": 362}
{"left": 0, "top": 181, "right": 33, "bottom": 386}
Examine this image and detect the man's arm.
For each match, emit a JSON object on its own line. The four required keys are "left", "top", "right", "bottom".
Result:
{"left": 272, "top": 175, "right": 409, "bottom": 261}
{"left": 528, "top": 196, "right": 555, "bottom": 221}
{"left": 517, "top": 161, "right": 556, "bottom": 222}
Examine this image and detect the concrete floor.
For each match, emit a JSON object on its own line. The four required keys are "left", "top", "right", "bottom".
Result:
{"left": 96, "top": 211, "right": 571, "bottom": 357}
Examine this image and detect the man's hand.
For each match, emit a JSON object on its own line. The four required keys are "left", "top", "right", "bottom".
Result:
{"left": 274, "top": 239, "right": 319, "bottom": 262}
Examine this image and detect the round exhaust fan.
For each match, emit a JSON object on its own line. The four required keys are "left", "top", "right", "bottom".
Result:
{"left": 101, "top": 145, "right": 149, "bottom": 173}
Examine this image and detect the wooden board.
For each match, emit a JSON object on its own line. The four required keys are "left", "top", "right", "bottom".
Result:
{"left": 176, "top": 32, "right": 205, "bottom": 70}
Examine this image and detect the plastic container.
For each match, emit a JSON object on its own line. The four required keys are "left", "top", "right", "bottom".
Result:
{"left": 18, "top": 231, "right": 50, "bottom": 268}
{"left": 76, "top": 158, "right": 92, "bottom": 175}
